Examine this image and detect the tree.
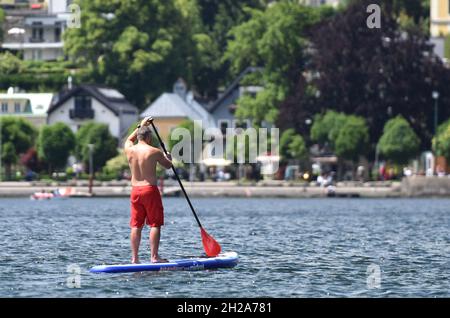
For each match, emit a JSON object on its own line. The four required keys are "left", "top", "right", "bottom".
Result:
{"left": 194, "top": 0, "right": 264, "bottom": 99}
{"left": 0, "top": 117, "right": 37, "bottom": 180}
{"left": 0, "top": 52, "right": 23, "bottom": 75}
{"left": 224, "top": 2, "right": 332, "bottom": 126}
{"left": 280, "top": 129, "right": 307, "bottom": 160}
{"left": 310, "top": 111, "right": 347, "bottom": 147}
{"left": 279, "top": 0, "right": 450, "bottom": 149}
{"left": 334, "top": 116, "right": 369, "bottom": 162}
{"left": 75, "top": 123, "right": 118, "bottom": 172}
{"left": 378, "top": 116, "right": 420, "bottom": 165}
{"left": 64, "top": 0, "right": 215, "bottom": 108}
{"left": 37, "top": 123, "right": 75, "bottom": 173}
{"left": 432, "top": 119, "right": 450, "bottom": 162}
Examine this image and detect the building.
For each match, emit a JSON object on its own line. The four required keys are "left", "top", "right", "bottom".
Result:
{"left": 430, "top": 0, "right": 450, "bottom": 60}
{"left": 0, "top": 87, "right": 53, "bottom": 127}
{"left": 207, "top": 67, "right": 263, "bottom": 134}
{"left": 47, "top": 84, "right": 139, "bottom": 141}
{"left": 141, "top": 79, "right": 216, "bottom": 142}
{"left": 1, "top": 0, "right": 72, "bottom": 61}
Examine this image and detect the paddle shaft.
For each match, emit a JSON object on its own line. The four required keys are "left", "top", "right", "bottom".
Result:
{"left": 150, "top": 122, "right": 203, "bottom": 228}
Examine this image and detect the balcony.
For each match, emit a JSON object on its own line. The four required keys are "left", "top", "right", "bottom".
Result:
{"left": 29, "top": 37, "right": 44, "bottom": 43}
{"left": 70, "top": 108, "right": 94, "bottom": 120}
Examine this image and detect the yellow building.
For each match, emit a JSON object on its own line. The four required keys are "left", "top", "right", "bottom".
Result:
{"left": 431, "top": 0, "right": 450, "bottom": 37}
{"left": 140, "top": 79, "right": 216, "bottom": 144}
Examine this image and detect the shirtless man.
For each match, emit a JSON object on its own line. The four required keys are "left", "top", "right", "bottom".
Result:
{"left": 124, "top": 117, "right": 172, "bottom": 263}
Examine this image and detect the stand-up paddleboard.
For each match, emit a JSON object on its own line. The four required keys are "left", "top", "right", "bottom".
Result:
{"left": 90, "top": 252, "right": 238, "bottom": 273}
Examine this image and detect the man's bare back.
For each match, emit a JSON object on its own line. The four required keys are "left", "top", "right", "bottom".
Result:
{"left": 126, "top": 143, "right": 171, "bottom": 186}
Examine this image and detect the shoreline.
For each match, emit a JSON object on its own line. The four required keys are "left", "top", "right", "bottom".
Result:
{"left": 1, "top": 177, "right": 449, "bottom": 198}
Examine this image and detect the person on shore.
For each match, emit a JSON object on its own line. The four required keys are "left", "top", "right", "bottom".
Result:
{"left": 124, "top": 117, "right": 173, "bottom": 264}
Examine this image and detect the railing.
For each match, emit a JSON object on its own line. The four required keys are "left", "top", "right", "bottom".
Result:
{"left": 69, "top": 108, "right": 95, "bottom": 119}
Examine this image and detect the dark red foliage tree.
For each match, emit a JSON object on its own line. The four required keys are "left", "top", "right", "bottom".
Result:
{"left": 278, "top": 0, "right": 450, "bottom": 149}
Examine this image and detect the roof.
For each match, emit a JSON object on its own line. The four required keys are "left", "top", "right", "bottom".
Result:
{"left": 48, "top": 85, "right": 138, "bottom": 116}
{"left": 141, "top": 92, "right": 216, "bottom": 128}
{"left": 0, "top": 92, "right": 54, "bottom": 115}
{"left": 209, "top": 66, "right": 263, "bottom": 113}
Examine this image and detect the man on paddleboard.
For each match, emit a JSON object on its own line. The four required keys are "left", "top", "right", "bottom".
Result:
{"left": 124, "top": 117, "right": 172, "bottom": 263}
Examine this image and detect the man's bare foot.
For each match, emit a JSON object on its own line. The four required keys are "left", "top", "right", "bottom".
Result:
{"left": 131, "top": 259, "right": 140, "bottom": 264}
{"left": 151, "top": 256, "right": 169, "bottom": 263}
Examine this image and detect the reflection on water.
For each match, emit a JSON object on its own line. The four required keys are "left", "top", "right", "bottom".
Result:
{"left": 0, "top": 197, "right": 449, "bottom": 297}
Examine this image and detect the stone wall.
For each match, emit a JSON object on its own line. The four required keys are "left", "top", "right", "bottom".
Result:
{"left": 401, "top": 176, "right": 450, "bottom": 197}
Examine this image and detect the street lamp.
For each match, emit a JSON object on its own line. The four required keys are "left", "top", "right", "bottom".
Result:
{"left": 87, "top": 144, "right": 94, "bottom": 195}
{"left": 432, "top": 91, "right": 439, "bottom": 135}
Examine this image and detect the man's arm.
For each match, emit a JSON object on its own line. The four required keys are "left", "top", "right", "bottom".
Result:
{"left": 157, "top": 151, "right": 173, "bottom": 169}
{"left": 124, "top": 128, "right": 138, "bottom": 152}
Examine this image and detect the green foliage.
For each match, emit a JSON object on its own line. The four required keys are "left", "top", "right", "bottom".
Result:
{"left": 64, "top": 0, "right": 219, "bottom": 108}
{"left": 378, "top": 116, "right": 421, "bottom": 165}
{"left": 334, "top": 116, "right": 369, "bottom": 162}
{"left": 310, "top": 111, "right": 369, "bottom": 162}
{"left": 280, "top": 128, "right": 307, "bottom": 160}
{"left": 290, "top": 0, "right": 450, "bottom": 148}
{"left": 445, "top": 35, "right": 450, "bottom": 60}
{"left": 432, "top": 119, "right": 450, "bottom": 161}
{"left": 0, "top": 117, "right": 36, "bottom": 180}
{"left": 310, "top": 111, "right": 347, "bottom": 147}
{"left": 0, "top": 53, "right": 75, "bottom": 92}
{"left": 75, "top": 122, "right": 118, "bottom": 171}
{"left": 225, "top": 2, "right": 329, "bottom": 125}
{"left": 103, "top": 153, "right": 129, "bottom": 175}
{"left": 37, "top": 123, "right": 75, "bottom": 172}
{"left": 0, "top": 52, "right": 23, "bottom": 75}
{"left": 0, "top": 116, "right": 36, "bottom": 165}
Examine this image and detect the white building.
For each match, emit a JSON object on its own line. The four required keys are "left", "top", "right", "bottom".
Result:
{"left": 430, "top": 0, "right": 450, "bottom": 60}
{"left": 1, "top": 0, "right": 72, "bottom": 61}
{"left": 0, "top": 88, "right": 53, "bottom": 127}
{"left": 47, "top": 85, "right": 139, "bottom": 141}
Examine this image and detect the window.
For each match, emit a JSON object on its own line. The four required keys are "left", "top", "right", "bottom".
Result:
{"left": 75, "top": 96, "right": 92, "bottom": 110}
{"left": 32, "top": 50, "right": 42, "bottom": 60}
{"left": 70, "top": 95, "right": 94, "bottom": 119}
{"left": 54, "top": 22, "right": 61, "bottom": 42}
{"left": 14, "top": 103, "right": 21, "bottom": 113}
{"left": 1, "top": 103, "right": 8, "bottom": 113}
{"left": 31, "top": 22, "right": 44, "bottom": 42}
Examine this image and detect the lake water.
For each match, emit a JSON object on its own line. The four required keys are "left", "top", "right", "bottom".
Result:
{"left": 0, "top": 197, "right": 449, "bottom": 298}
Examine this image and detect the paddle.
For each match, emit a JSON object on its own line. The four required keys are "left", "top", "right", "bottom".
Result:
{"left": 149, "top": 119, "right": 222, "bottom": 257}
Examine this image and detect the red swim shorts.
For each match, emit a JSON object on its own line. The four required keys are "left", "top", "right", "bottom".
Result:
{"left": 130, "top": 185, "right": 164, "bottom": 228}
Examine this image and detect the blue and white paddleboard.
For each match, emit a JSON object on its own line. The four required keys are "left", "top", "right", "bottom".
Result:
{"left": 90, "top": 252, "right": 238, "bottom": 273}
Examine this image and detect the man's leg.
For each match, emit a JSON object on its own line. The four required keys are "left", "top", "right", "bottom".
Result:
{"left": 131, "top": 227, "right": 143, "bottom": 264}
{"left": 150, "top": 227, "right": 168, "bottom": 263}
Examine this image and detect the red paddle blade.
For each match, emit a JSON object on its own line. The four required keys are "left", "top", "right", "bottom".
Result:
{"left": 200, "top": 227, "right": 221, "bottom": 257}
